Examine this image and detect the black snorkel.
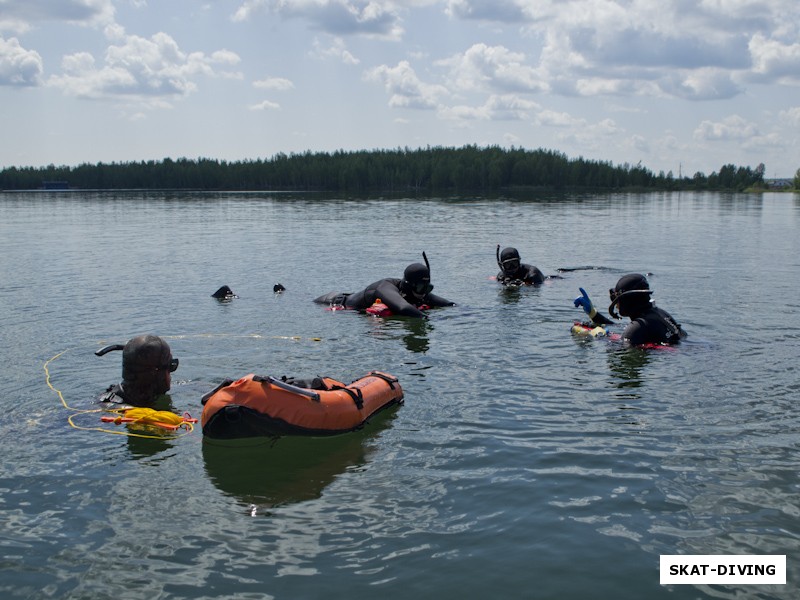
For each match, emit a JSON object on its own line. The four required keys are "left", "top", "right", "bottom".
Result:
{"left": 95, "top": 344, "right": 124, "bottom": 357}
{"left": 496, "top": 244, "right": 502, "bottom": 271}
{"left": 422, "top": 251, "right": 433, "bottom": 297}
{"left": 608, "top": 289, "right": 653, "bottom": 319}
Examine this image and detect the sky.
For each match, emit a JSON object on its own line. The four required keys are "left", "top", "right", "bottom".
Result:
{"left": 1, "top": 0, "right": 799, "bottom": 178}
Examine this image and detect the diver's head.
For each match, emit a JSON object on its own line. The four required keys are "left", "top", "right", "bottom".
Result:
{"left": 401, "top": 262, "right": 433, "bottom": 300}
{"left": 121, "top": 335, "right": 178, "bottom": 402}
{"left": 212, "top": 285, "right": 236, "bottom": 299}
{"left": 608, "top": 273, "right": 653, "bottom": 319}
{"left": 498, "top": 247, "right": 521, "bottom": 275}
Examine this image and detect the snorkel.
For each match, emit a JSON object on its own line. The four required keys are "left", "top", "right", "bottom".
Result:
{"left": 95, "top": 344, "right": 125, "bottom": 357}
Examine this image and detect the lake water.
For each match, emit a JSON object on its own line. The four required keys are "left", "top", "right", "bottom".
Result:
{"left": 1, "top": 190, "right": 798, "bottom": 599}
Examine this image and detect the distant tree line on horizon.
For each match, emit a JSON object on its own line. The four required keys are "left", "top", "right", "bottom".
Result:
{"left": 0, "top": 145, "right": 772, "bottom": 193}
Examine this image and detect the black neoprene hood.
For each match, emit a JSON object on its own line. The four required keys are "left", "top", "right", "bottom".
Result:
{"left": 122, "top": 335, "right": 173, "bottom": 379}
{"left": 403, "top": 262, "right": 430, "bottom": 284}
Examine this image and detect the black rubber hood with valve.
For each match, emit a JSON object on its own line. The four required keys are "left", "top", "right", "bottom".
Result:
{"left": 96, "top": 334, "right": 178, "bottom": 401}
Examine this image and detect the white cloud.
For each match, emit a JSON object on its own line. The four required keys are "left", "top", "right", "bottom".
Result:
{"left": 310, "top": 37, "right": 360, "bottom": 64}
{"left": 232, "top": 0, "right": 403, "bottom": 39}
{"left": 0, "top": 36, "right": 43, "bottom": 86}
{"left": 748, "top": 33, "right": 800, "bottom": 83}
{"left": 0, "top": 0, "right": 115, "bottom": 32}
{"left": 48, "top": 28, "right": 241, "bottom": 102}
{"left": 445, "top": 0, "right": 529, "bottom": 23}
{"left": 437, "top": 43, "right": 547, "bottom": 93}
{"left": 3, "top": 0, "right": 800, "bottom": 176}
{"left": 573, "top": 77, "right": 657, "bottom": 97}
{"left": 254, "top": 77, "right": 294, "bottom": 90}
{"left": 630, "top": 134, "right": 650, "bottom": 153}
{"left": 555, "top": 116, "right": 622, "bottom": 152}
{"left": 439, "top": 94, "right": 539, "bottom": 121}
{"left": 249, "top": 99, "right": 281, "bottom": 110}
{"left": 659, "top": 68, "right": 742, "bottom": 101}
{"left": 738, "top": 131, "right": 784, "bottom": 153}
{"left": 693, "top": 114, "right": 759, "bottom": 141}
{"left": 365, "top": 60, "right": 447, "bottom": 109}
{"left": 779, "top": 106, "right": 800, "bottom": 125}
{"left": 446, "top": 0, "right": 800, "bottom": 102}
{"left": 533, "top": 109, "right": 581, "bottom": 128}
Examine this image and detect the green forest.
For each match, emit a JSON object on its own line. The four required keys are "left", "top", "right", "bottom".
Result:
{"left": 0, "top": 145, "right": 779, "bottom": 193}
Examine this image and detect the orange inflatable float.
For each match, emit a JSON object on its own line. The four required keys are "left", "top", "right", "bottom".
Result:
{"left": 201, "top": 371, "right": 403, "bottom": 439}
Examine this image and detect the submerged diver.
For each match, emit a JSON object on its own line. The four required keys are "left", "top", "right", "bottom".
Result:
{"left": 314, "top": 253, "right": 455, "bottom": 319}
{"left": 573, "top": 273, "right": 686, "bottom": 345}
{"left": 496, "top": 246, "right": 545, "bottom": 286}
{"left": 96, "top": 334, "right": 179, "bottom": 406}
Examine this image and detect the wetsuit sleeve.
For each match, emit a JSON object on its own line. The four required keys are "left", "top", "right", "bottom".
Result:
{"left": 589, "top": 311, "right": 614, "bottom": 326}
{"left": 376, "top": 281, "right": 427, "bottom": 318}
{"left": 522, "top": 265, "right": 545, "bottom": 285}
{"left": 424, "top": 293, "right": 456, "bottom": 307}
{"left": 622, "top": 320, "right": 649, "bottom": 345}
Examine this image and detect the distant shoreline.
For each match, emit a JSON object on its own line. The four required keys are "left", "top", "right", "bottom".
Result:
{"left": 3, "top": 186, "right": 795, "bottom": 196}
{"left": 0, "top": 145, "right": 790, "bottom": 193}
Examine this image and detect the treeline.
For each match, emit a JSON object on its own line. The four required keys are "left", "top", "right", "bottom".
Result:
{"left": 0, "top": 145, "right": 768, "bottom": 192}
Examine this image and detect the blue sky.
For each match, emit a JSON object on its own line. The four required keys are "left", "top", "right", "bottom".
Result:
{"left": 2, "top": 0, "right": 799, "bottom": 177}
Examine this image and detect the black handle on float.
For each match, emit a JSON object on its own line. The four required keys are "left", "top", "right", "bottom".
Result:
{"left": 95, "top": 344, "right": 125, "bottom": 357}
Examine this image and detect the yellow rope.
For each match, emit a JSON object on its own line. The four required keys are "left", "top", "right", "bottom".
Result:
{"left": 100, "top": 333, "right": 323, "bottom": 342}
{"left": 44, "top": 349, "right": 194, "bottom": 440}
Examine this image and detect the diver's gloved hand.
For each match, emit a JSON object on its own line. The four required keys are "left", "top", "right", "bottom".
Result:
{"left": 573, "top": 288, "right": 598, "bottom": 320}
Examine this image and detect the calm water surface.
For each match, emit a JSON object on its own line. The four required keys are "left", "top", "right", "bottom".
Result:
{"left": 1, "top": 191, "right": 798, "bottom": 599}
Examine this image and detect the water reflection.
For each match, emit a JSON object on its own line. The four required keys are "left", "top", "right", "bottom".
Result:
{"left": 398, "top": 317, "right": 431, "bottom": 353}
{"left": 605, "top": 347, "right": 652, "bottom": 397}
{"left": 496, "top": 282, "right": 542, "bottom": 306}
{"left": 202, "top": 409, "right": 398, "bottom": 513}
{"left": 125, "top": 433, "right": 176, "bottom": 459}
{"left": 367, "top": 316, "right": 432, "bottom": 353}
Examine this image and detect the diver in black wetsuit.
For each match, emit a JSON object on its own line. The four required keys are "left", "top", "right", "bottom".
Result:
{"left": 96, "top": 335, "right": 179, "bottom": 406}
{"left": 496, "top": 246, "right": 545, "bottom": 285}
{"left": 212, "top": 285, "right": 237, "bottom": 300}
{"left": 573, "top": 273, "right": 686, "bottom": 345}
{"left": 314, "top": 255, "right": 455, "bottom": 319}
